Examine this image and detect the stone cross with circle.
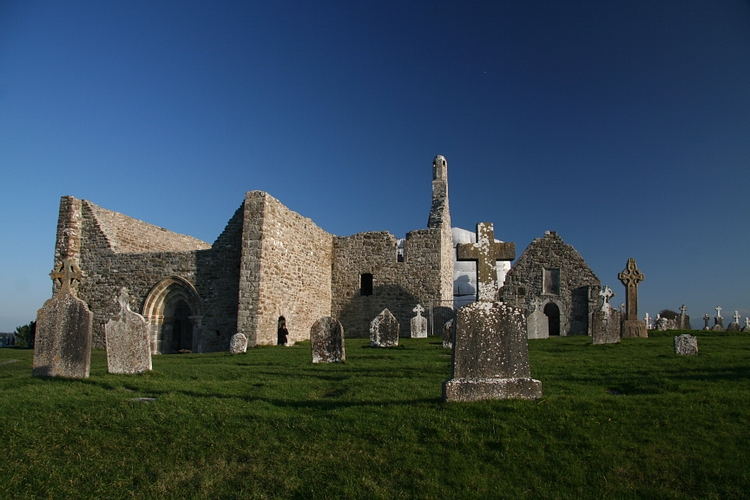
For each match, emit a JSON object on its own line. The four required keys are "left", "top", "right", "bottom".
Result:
{"left": 456, "top": 222, "right": 515, "bottom": 302}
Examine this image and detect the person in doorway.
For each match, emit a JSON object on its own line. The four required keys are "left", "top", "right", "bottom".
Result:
{"left": 277, "top": 317, "right": 288, "bottom": 346}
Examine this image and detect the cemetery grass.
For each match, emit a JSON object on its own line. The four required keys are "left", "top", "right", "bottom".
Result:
{"left": 2, "top": 332, "right": 750, "bottom": 499}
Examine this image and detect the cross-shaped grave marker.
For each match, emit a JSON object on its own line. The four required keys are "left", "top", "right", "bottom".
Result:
{"left": 49, "top": 258, "right": 84, "bottom": 294}
{"left": 734, "top": 310, "right": 741, "bottom": 323}
{"left": 599, "top": 285, "right": 615, "bottom": 310}
{"left": 618, "top": 258, "right": 645, "bottom": 321}
{"left": 456, "top": 222, "right": 515, "bottom": 302}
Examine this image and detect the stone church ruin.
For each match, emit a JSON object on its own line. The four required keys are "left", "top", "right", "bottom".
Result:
{"left": 51, "top": 156, "right": 454, "bottom": 353}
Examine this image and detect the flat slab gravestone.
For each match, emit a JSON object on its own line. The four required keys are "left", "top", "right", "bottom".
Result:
{"left": 410, "top": 304, "right": 427, "bottom": 338}
{"left": 592, "top": 286, "right": 621, "bottom": 344}
{"left": 229, "top": 333, "right": 248, "bottom": 354}
{"left": 311, "top": 316, "right": 346, "bottom": 363}
{"left": 526, "top": 299, "right": 548, "bottom": 339}
{"left": 370, "top": 309, "right": 399, "bottom": 347}
{"left": 105, "top": 288, "right": 152, "bottom": 374}
{"left": 33, "top": 259, "right": 93, "bottom": 378}
{"left": 444, "top": 222, "right": 541, "bottom": 402}
{"left": 674, "top": 334, "right": 698, "bottom": 355}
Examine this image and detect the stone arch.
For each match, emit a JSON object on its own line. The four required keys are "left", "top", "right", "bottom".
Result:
{"left": 142, "top": 276, "right": 203, "bottom": 354}
{"left": 543, "top": 301, "right": 562, "bottom": 336}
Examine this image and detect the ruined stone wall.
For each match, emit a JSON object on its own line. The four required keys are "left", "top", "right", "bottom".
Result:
{"left": 331, "top": 228, "right": 448, "bottom": 337}
{"left": 237, "top": 191, "right": 333, "bottom": 346}
{"left": 502, "top": 231, "right": 600, "bottom": 336}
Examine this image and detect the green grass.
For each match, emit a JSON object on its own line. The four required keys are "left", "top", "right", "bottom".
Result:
{"left": 2, "top": 331, "right": 750, "bottom": 499}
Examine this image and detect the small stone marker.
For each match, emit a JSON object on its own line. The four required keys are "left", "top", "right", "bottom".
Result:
{"left": 105, "top": 288, "right": 152, "bottom": 374}
{"left": 592, "top": 286, "right": 620, "bottom": 344}
{"left": 742, "top": 318, "right": 750, "bottom": 332}
{"left": 677, "top": 304, "right": 691, "bottom": 330}
{"left": 674, "top": 334, "right": 698, "bottom": 355}
{"left": 410, "top": 304, "right": 427, "bottom": 338}
{"left": 370, "top": 309, "right": 399, "bottom": 347}
{"left": 33, "top": 258, "right": 93, "bottom": 378}
{"left": 442, "top": 319, "right": 454, "bottom": 349}
{"left": 310, "top": 317, "right": 345, "bottom": 363}
{"left": 229, "top": 333, "right": 248, "bottom": 354}
{"left": 644, "top": 312, "right": 652, "bottom": 329}
{"left": 444, "top": 222, "right": 541, "bottom": 402}
{"left": 526, "top": 298, "right": 548, "bottom": 339}
{"left": 703, "top": 313, "right": 710, "bottom": 330}
{"left": 618, "top": 258, "right": 647, "bottom": 338}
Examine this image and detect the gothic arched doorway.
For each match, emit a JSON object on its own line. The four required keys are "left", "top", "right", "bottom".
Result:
{"left": 544, "top": 302, "right": 561, "bottom": 336}
{"left": 142, "top": 276, "right": 203, "bottom": 354}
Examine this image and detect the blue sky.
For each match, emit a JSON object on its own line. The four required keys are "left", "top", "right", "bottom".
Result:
{"left": 1, "top": 1, "right": 749, "bottom": 331}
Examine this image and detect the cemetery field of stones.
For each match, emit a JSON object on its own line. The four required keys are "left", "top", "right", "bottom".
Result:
{"left": 4, "top": 331, "right": 750, "bottom": 499}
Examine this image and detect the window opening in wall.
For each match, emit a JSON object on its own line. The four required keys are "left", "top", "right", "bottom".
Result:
{"left": 544, "top": 268, "right": 560, "bottom": 295}
{"left": 361, "top": 273, "right": 373, "bottom": 296}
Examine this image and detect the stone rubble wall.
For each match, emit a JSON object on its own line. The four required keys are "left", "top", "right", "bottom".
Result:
{"left": 502, "top": 231, "right": 600, "bottom": 336}
{"left": 238, "top": 191, "right": 333, "bottom": 346}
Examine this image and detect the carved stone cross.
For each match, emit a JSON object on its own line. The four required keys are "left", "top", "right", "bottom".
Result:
{"left": 734, "top": 310, "right": 741, "bottom": 323}
{"left": 456, "top": 222, "right": 515, "bottom": 302}
{"left": 413, "top": 304, "right": 424, "bottom": 316}
{"left": 618, "top": 258, "right": 644, "bottom": 321}
{"left": 715, "top": 306, "right": 722, "bottom": 318}
{"left": 49, "top": 258, "right": 84, "bottom": 293}
{"left": 745, "top": 317, "right": 750, "bottom": 329}
{"left": 599, "top": 286, "right": 614, "bottom": 310}
{"left": 644, "top": 312, "right": 651, "bottom": 327}
{"left": 680, "top": 304, "right": 687, "bottom": 315}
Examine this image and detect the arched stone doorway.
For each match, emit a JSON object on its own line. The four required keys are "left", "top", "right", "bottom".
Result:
{"left": 142, "top": 276, "right": 203, "bottom": 354}
{"left": 544, "top": 302, "right": 561, "bottom": 336}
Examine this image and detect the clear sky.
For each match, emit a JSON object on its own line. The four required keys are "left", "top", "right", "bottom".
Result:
{"left": 1, "top": 1, "right": 749, "bottom": 332}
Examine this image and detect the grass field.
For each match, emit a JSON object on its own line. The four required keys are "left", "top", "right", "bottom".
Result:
{"left": 1, "top": 331, "right": 749, "bottom": 499}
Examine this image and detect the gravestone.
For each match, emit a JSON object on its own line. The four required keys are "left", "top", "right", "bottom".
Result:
{"left": 105, "top": 288, "right": 151, "bottom": 374}
{"left": 677, "top": 304, "right": 691, "bottom": 330}
{"left": 618, "top": 258, "right": 647, "bottom": 338}
{"left": 410, "top": 304, "right": 427, "bottom": 338}
{"left": 644, "top": 312, "right": 652, "bottom": 330}
{"left": 712, "top": 306, "right": 725, "bottom": 331}
{"left": 742, "top": 318, "right": 750, "bottom": 332}
{"left": 311, "top": 316, "right": 346, "bottom": 363}
{"left": 592, "top": 286, "right": 620, "bottom": 344}
{"left": 703, "top": 314, "right": 711, "bottom": 330}
{"left": 229, "top": 333, "right": 248, "bottom": 354}
{"left": 370, "top": 309, "right": 399, "bottom": 347}
{"left": 33, "top": 258, "right": 93, "bottom": 378}
{"left": 443, "top": 222, "right": 541, "bottom": 402}
{"left": 674, "top": 334, "right": 698, "bottom": 355}
{"left": 526, "top": 298, "right": 548, "bottom": 339}
{"left": 727, "top": 311, "right": 741, "bottom": 332}
{"left": 442, "top": 319, "right": 454, "bottom": 349}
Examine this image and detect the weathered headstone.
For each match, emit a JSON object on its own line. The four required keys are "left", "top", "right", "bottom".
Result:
{"left": 410, "top": 304, "right": 427, "bottom": 338}
{"left": 712, "top": 306, "right": 725, "bottom": 331}
{"left": 677, "top": 304, "right": 691, "bottom": 330}
{"left": 443, "top": 222, "right": 541, "bottom": 402}
{"left": 311, "top": 316, "right": 345, "bottom": 363}
{"left": 644, "top": 312, "right": 652, "bottom": 330}
{"left": 742, "top": 318, "right": 750, "bottom": 332}
{"left": 229, "top": 333, "right": 248, "bottom": 354}
{"left": 370, "top": 309, "right": 399, "bottom": 347}
{"left": 592, "top": 286, "right": 620, "bottom": 344}
{"left": 703, "top": 313, "right": 711, "bottom": 330}
{"left": 618, "top": 258, "right": 647, "bottom": 338}
{"left": 674, "top": 334, "right": 698, "bottom": 355}
{"left": 105, "top": 288, "right": 151, "bottom": 374}
{"left": 727, "top": 311, "right": 742, "bottom": 332}
{"left": 526, "top": 298, "right": 548, "bottom": 339}
{"left": 33, "top": 258, "right": 93, "bottom": 378}
{"left": 442, "top": 319, "right": 454, "bottom": 349}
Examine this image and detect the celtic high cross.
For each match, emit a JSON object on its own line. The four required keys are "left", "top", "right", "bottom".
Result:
{"left": 618, "top": 258, "right": 644, "bottom": 321}
{"left": 50, "top": 258, "right": 84, "bottom": 294}
{"left": 456, "top": 222, "right": 515, "bottom": 302}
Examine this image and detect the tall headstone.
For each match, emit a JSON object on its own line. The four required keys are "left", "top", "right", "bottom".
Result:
{"left": 443, "top": 223, "right": 541, "bottom": 402}
{"left": 727, "top": 311, "right": 741, "bottom": 332}
{"left": 618, "top": 258, "right": 647, "bottom": 338}
{"left": 644, "top": 312, "right": 652, "bottom": 330}
{"left": 703, "top": 313, "right": 711, "bottom": 330}
{"left": 674, "top": 334, "right": 698, "bottom": 355}
{"left": 442, "top": 319, "right": 454, "bottom": 349}
{"left": 712, "top": 306, "right": 725, "bottom": 331}
{"left": 229, "top": 333, "right": 248, "bottom": 354}
{"left": 526, "top": 298, "right": 549, "bottom": 340}
{"left": 33, "top": 258, "right": 93, "bottom": 378}
{"left": 370, "top": 309, "right": 399, "bottom": 347}
{"left": 311, "top": 317, "right": 346, "bottom": 363}
{"left": 677, "top": 304, "right": 691, "bottom": 330}
{"left": 410, "top": 304, "right": 427, "bottom": 338}
{"left": 592, "top": 286, "right": 620, "bottom": 344}
{"left": 105, "top": 288, "right": 152, "bottom": 374}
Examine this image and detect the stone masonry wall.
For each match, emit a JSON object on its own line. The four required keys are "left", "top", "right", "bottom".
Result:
{"left": 502, "top": 231, "right": 600, "bottom": 336}
{"left": 238, "top": 191, "right": 333, "bottom": 346}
